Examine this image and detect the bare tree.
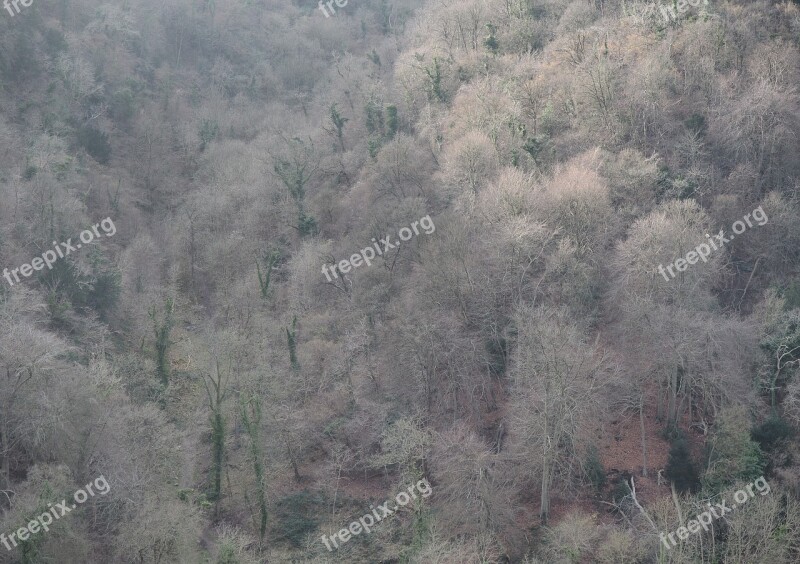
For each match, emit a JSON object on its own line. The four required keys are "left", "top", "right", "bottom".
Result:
{"left": 509, "top": 306, "right": 611, "bottom": 522}
{"left": 0, "top": 309, "right": 67, "bottom": 494}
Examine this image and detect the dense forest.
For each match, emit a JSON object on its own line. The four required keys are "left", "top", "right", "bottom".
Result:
{"left": 1, "top": 0, "right": 800, "bottom": 562}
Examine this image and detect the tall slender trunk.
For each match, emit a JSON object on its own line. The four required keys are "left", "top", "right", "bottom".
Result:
{"left": 667, "top": 366, "right": 679, "bottom": 427}
{"left": 640, "top": 393, "right": 648, "bottom": 477}
{"left": 540, "top": 449, "right": 551, "bottom": 523}
{"left": 286, "top": 441, "right": 300, "bottom": 482}
{"left": 0, "top": 409, "right": 9, "bottom": 494}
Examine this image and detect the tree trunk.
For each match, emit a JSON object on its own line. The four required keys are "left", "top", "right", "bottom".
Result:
{"left": 0, "top": 409, "right": 9, "bottom": 493}
{"left": 667, "top": 366, "right": 679, "bottom": 427}
{"left": 639, "top": 393, "right": 648, "bottom": 477}
{"left": 540, "top": 451, "right": 551, "bottom": 523}
{"left": 287, "top": 442, "right": 301, "bottom": 482}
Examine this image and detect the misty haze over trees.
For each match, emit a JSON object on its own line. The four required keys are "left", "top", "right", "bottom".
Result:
{"left": 1, "top": 0, "right": 800, "bottom": 562}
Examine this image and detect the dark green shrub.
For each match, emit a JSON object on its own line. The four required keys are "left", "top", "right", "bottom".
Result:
{"left": 43, "top": 28, "right": 68, "bottom": 57}
{"left": 522, "top": 134, "right": 553, "bottom": 167}
{"left": 150, "top": 298, "right": 174, "bottom": 387}
{"left": 674, "top": 176, "right": 698, "bottom": 200}
{"left": 298, "top": 213, "right": 318, "bottom": 237}
{"left": 368, "top": 138, "right": 381, "bottom": 159}
{"left": 702, "top": 406, "right": 765, "bottom": 493}
{"left": 86, "top": 266, "right": 121, "bottom": 321}
{"left": 425, "top": 57, "right": 445, "bottom": 102}
{"left": 5, "top": 33, "right": 40, "bottom": 82}
{"left": 78, "top": 248, "right": 120, "bottom": 319}
{"left": 274, "top": 491, "right": 325, "bottom": 547}
{"left": 177, "top": 488, "right": 194, "bottom": 502}
{"left": 655, "top": 164, "right": 673, "bottom": 201}
{"left": 77, "top": 126, "right": 111, "bottom": 164}
{"left": 585, "top": 445, "right": 606, "bottom": 492}
{"left": 46, "top": 291, "right": 70, "bottom": 326}
{"left": 752, "top": 415, "right": 793, "bottom": 451}
{"left": 661, "top": 425, "right": 684, "bottom": 442}
{"left": 665, "top": 432, "right": 698, "bottom": 493}
{"left": 329, "top": 103, "right": 348, "bottom": 150}
{"left": 611, "top": 476, "right": 631, "bottom": 503}
{"left": 39, "top": 258, "right": 83, "bottom": 316}
{"left": 217, "top": 542, "right": 240, "bottom": 564}
{"left": 484, "top": 23, "right": 499, "bottom": 54}
{"left": 39, "top": 250, "right": 121, "bottom": 323}
{"left": 199, "top": 119, "right": 219, "bottom": 151}
{"left": 209, "top": 400, "right": 225, "bottom": 503}
{"left": 110, "top": 88, "right": 136, "bottom": 124}
{"left": 685, "top": 113, "right": 707, "bottom": 135}
{"left": 485, "top": 336, "right": 508, "bottom": 376}
{"left": 385, "top": 105, "right": 398, "bottom": 138}
{"left": 784, "top": 279, "right": 800, "bottom": 310}
{"left": 240, "top": 396, "right": 268, "bottom": 541}
{"left": 368, "top": 50, "right": 381, "bottom": 67}
{"left": 365, "top": 100, "right": 383, "bottom": 134}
